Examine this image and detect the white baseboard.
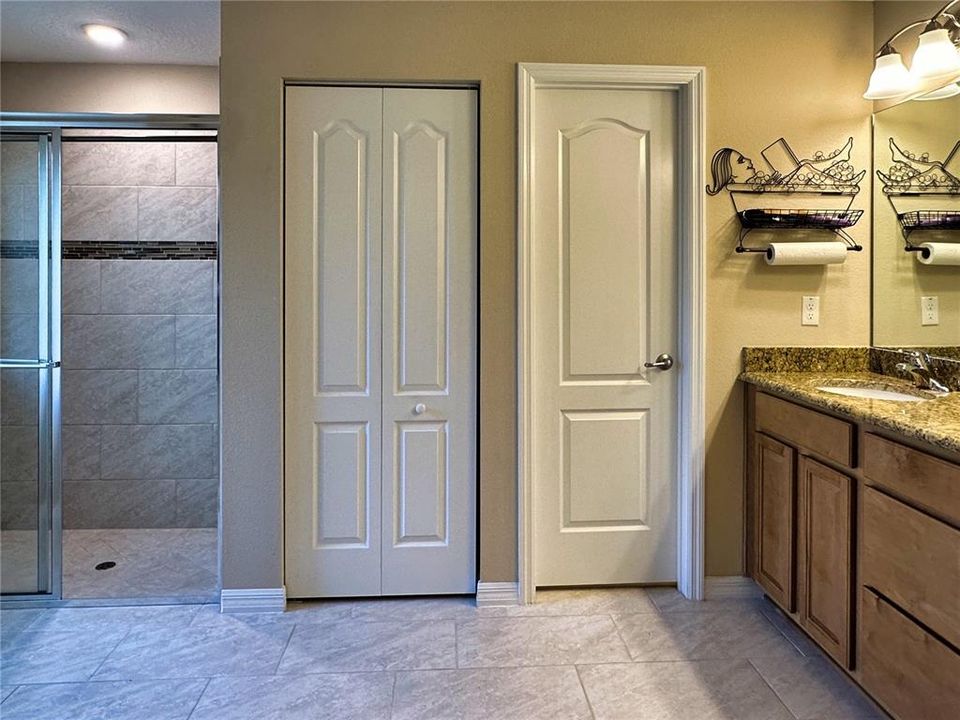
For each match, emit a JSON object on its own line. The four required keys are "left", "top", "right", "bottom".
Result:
{"left": 704, "top": 575, "right": 762, "bottom": 600}
{"left": 476, "top": 581, "right": 520, "bottom": 607}
{"left": 220, "top": 586, "right": 287, "bottom": 613}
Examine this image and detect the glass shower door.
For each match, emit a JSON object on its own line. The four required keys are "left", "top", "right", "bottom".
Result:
{"left": 0, "top": 131, "right": 60, "bottom": 597}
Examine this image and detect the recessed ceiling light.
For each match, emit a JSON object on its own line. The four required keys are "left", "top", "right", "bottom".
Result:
{"left": 82, "top": 24, "right": 127, "bottom": 48}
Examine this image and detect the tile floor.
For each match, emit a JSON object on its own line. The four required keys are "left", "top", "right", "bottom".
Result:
{"left": 1, "top": 529, "right": 218, "bottom": 600}
{"left": 0, "top": 588, "right": 885, "bottom": 720}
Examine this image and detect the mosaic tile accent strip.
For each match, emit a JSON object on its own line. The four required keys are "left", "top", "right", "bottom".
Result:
{"left": 61, "top": 240, "right": 217, "bottom": 260}
{"left": 0, "top": 240, "right": 40, "bottom": 259}
{"left": 741, "top": 347, "right": 871, "bottom": 374}
{"left": 1, "top": 240, "right": 217, "bottom": 260}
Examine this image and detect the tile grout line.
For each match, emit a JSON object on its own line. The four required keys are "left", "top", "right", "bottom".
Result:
{"left": 756, "top": 603, "right": 809, "bottom": 657}
{"left": 606, "top": 612, "right": 637, "bottom": 662}
{"left": 271, "top": 623, "right": 298, "bottom": 675}
{"left": 85, "top": 627, "right": 133, "bottom": 681}
{"left": 388, "top": 671, "right": 399, "bottom": 720}
{"left": 184, "top": 677, "right": 213, "bottom": 720}
{"left": 453, "top": 618, "right": 460, "bottom": 668}
{"left": 573, "top": 664, "right": 598, "bottom": 720}
{"left": 184, "top": 677, "right": 212, "bottom": 720}
{"left": 746, "top": 657, "right": 805, "bottom": 720}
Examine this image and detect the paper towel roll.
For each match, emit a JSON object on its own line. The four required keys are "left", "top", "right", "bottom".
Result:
{"left": 764, "top": 242, "right": 848, "bottom": 266}
{"left": 917, "top": 242, "right": 960, "bottom": 266}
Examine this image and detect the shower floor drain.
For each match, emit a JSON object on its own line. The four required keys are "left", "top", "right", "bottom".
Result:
{"left": 95, "top": 561, "right": 117, "bottom": 571}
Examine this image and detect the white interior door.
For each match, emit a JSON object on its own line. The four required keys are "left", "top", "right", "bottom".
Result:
{"left": 284, "top": 86, "right": 476, "bottom": 598}
{"left": 531, "top": 87, "right": 679, "bottom": 586}
{"left": 381, "top": 89, "right": 477, "bottom": 595}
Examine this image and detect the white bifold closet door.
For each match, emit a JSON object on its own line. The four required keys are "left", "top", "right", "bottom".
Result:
{"left": 284, "top": 85, "right": 477, "bottom": 598}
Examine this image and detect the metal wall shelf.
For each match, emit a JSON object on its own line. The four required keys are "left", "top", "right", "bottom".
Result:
{"left": 734, "top": 209, "right": 864, "bottom": 253}
{"left": 897, "top": 210, "right": 960, "bottom": 250}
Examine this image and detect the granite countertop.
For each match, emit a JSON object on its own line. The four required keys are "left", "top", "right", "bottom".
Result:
{"left": 740, "top": 369, "right": 960, "bottom": 456}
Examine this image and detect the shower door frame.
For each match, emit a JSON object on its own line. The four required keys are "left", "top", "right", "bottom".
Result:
{"left": 0, "top": 128, "right": 61, "bottom": 602}
{"left": 0, "top": 113, "right": 220, "bottom": 608}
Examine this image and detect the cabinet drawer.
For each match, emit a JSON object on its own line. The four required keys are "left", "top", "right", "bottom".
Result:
{"left": 862, "top": 486, "right": 960, "bottom": 648}
{"left": 860, "top": 588, "right": 960, "bottom": 720}
{"left": 863, "top": 433, "right": 960, "bottom": 526}
{"left": 755, "top": 393, "right": 854, "bottom": 467}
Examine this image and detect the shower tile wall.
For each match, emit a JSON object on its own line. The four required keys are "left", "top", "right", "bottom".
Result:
{"left": 60, "top": 141, "right": 218, "bottom": 529}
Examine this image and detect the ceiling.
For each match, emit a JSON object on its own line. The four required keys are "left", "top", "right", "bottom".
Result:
{"left": 0, "top": 1, "right": 219, "bottom": 65}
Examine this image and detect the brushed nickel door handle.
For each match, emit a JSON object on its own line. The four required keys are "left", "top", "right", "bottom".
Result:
{"left": 644, "top": 353, "right": 674, "bottom": 371}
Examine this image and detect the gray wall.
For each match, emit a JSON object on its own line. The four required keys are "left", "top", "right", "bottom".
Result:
{"left": 60, "top": 139, "right": 219, "bottom": 529}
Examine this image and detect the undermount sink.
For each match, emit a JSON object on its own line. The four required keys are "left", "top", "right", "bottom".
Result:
{"left": 816, "top": 385, "right": 928, "bottom": 402}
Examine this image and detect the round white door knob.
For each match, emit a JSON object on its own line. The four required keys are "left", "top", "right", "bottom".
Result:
{"left": 414, "top": 403, "right": 427, "bottom": 415}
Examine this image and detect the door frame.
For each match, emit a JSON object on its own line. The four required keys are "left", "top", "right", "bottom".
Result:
{"left": 517, "top": 63, "right": 706, "bottom": 603}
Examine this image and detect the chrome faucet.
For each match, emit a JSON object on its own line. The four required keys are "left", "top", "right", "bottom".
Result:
{"left": 895, "top": 350, "right": 950, "bottom": 394}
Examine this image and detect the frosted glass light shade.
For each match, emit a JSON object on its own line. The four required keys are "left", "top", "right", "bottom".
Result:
{"left": 916, "top": 82, "right": 960, "bottom": 100}
{"left": 864, "top": 52, "right": 913, "bottom": 99}
{"left": 910, "top": 28, "right": 960, "bottom": 81}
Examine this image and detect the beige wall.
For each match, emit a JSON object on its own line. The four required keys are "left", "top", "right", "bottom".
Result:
{"left": 873, "top": 96, "right": 960, "bottom": 347}
{"left": 0, "top": 62, "right": 219, "bottom": 114}
{"left": 220, "top": 1, "right": 875, "bottom": 589}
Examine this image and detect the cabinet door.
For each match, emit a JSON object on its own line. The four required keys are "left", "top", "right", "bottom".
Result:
{"left": 798, "top": 456, "right": 853, "bottom": 667}
{"left": 754, "top": 433, "right": 796, "bottom": 611}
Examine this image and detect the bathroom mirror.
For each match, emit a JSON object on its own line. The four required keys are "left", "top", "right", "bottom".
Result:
{"left": 871, "top": 90, "right": 960, "bottom": 356}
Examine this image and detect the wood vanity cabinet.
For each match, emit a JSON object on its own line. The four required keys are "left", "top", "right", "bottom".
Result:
{"left": 746, "top": 386, "right": 960, "bottom": 720}
{"left": 749, "top": 391, "right": 854, "bottom": 666}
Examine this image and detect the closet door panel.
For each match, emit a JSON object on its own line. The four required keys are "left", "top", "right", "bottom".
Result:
{"left": 381, "top": 88, "right": 477, "bottom": 594}
{"left": 284, "top": 86, "right": 384, "bottom": 597}
{"left": 392, "top": 120, "right": 448, "bottom": 394}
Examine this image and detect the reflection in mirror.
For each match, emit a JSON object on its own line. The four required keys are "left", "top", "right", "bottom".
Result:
{"left": 872, "top": 92, "right": 960, "bottom": 359}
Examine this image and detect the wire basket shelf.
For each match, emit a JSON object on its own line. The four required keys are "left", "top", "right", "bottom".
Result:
{"left": 738, "top": 208, "right": 864, "bottom": 230}
{"left": 898, "top": 210, "right": 960, "bottom": 232}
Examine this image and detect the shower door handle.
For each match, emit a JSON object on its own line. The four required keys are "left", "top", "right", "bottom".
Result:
{"left": 0, "top": 359, "right": 61, "bottom": 369}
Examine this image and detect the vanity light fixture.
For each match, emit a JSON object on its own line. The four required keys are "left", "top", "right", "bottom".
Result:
{"left": 916, "top": 82, "right": 960, "bottom": 101}
{"left": 82, "top": 23, "right": 127, "bottom": 48}
{"left": 864, "top": 0, "right": 960, "bottom": 100}
{"left": 911, "top": 21, "right": 960, "bottom": 81}
{"left": 864, "top": 45, "right": 913, "bottom": 100}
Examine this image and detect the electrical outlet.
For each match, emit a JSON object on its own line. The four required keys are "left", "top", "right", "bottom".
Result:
{"left": 921, "top": 296, "right": 939, "bottom": 326}
{"left": 802, "top": 295, "right": 820, "bottom": 326}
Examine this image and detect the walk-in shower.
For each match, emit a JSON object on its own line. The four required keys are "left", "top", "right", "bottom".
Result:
{"left": 0, "top": 117, "right": 219, "bottom": 603}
